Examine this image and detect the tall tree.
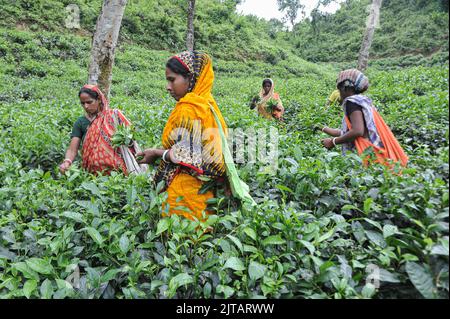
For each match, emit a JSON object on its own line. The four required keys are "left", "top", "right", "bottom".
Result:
{"left": 186, "top": 0, "right": 196, "bottom": 51}
{"left": 88, "top": 0, "right": 127, "bottom": 98}
{"left": 277, "top": 0, "right": 305, "bottom": 28}
{"left": 357, "top": 0, "right": 382, "bottom": 71}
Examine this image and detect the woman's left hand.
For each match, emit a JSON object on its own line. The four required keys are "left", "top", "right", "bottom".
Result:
{"left": 321, "top": 138, "right": 335, "bottom": 150}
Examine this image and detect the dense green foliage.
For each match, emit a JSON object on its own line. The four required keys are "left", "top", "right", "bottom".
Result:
{"left": 0, "top": 0, "right": 292, "bottom": 64}
{"left": 0, "top": 25, "right": 448, "bottom": 299}
{"left": 295, "top": 0, "right": 449, "bottom": 63}
{"left": 0, "top": 0, "right": 448, "bottom": 67}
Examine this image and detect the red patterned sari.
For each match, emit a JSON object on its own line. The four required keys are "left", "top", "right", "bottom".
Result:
{"left": 80, "top": 85, "right": 131, "bottom": 175}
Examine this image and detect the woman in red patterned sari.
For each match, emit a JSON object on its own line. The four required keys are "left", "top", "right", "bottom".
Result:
{"left": 59, "top": 85, "right": 131, "bottom": 175}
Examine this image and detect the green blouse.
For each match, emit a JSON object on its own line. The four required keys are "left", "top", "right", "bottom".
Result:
{"left": 70, "top": 116, "right": 91, "bottom": 141}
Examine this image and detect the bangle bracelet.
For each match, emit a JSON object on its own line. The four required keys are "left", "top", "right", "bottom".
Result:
{"left": 64, "top": 159, "right": 72, "bottom": 165}
{"left": 162, "top": 149, "right": 170, "bottom": 163}
{"left": 332, "top": 137, "right": 338, "bottom": 147}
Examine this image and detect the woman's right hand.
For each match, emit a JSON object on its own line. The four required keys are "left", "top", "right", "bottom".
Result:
{"left": 136, "top": 149, "right": 162, "bottom": 165}
{"left": 59, "top": 161, "right": 71, "bottom": 174}
{"left": 313, "top": 124, "right": 324, "bottom": 133}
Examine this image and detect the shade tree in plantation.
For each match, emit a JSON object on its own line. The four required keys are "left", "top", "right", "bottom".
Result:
{"left": 186, "top": 0, "right": 196, "bottom": 51}
{"left": 357, "top": 0, "right": 382, "bottom": 71}
{"left": 88, "top": 0, "right": 127, "bottom": 97}
{"left": 277, "top": 0, "right": 305, "bottom": 28}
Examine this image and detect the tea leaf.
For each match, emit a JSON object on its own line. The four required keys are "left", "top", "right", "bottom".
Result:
{"left": 224, "top": 257, "right": 245, "bottom": 271}
{"left": 248, "top": 261, "right": 267, "bottom": 281}
{"left": 156, "top": 218, "right": 170, "bottom": 236}
{"left": 40, "top": 279, "right": 54, "bottom": 299}
{"left": 119, "top": 234, "right": 130, "bottom": 254}
{"left": 262, "top": 235, "right": 286, "bottom": 246}
{"left": 25, "top": 258, "right": 54, "bottom": 275}
{"left": 243, "top": 227, "right": 257, "bottom": 241}
{"left": 23, "top": 280, "right": 37, "bottom": 299}
{"left": 406, "top": 262, "right": 437, "bottom": 299}
{"left": 168, "top": 273, "right": 193, "bottom": 297}
{"left": 85, "top": 227, "right": 104, "bottom": 246}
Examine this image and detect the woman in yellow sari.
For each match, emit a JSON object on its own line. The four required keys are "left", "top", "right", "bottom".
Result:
{"left": 254, "top": 78, "right": 284, "bottom": 120}
{"left": 137, "top": 51, "right": 228, "bottom": 221}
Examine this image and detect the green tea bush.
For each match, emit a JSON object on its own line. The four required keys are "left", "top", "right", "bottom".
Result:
{"left": 0, "top": 26, "right": 448, "bottom": 300}
{"left": 2, "top": 0, "right": 447, "bottom": 69}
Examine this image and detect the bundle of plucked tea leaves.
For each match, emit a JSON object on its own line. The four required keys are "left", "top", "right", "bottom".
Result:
{"left": 266, "top": 97, "right": 279, "bottom": 112}
{"left": 111, "top": 124, "right": 134, "bottom": 148}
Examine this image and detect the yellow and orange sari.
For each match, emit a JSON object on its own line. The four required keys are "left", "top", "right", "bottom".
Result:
{"left": 81, "top": 85, "right": 132, "bottom": 175}
{"left": 154, "top": 52, "right": 228, "bottom": 221}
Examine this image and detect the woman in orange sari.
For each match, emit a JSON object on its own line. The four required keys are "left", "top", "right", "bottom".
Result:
{"left": 137, "top": 51, "right": 228, "bottom": 221}
{"left": 320, "top": 69, "right": 408, "bottom": 167}
{"left": 253, "top": 78, "right": 284, "bottom": 120}
{"left": 59, "top": 85, "right": 133, "bottom": 175}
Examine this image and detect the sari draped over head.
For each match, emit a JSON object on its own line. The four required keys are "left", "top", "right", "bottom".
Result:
{"left": 256, "top": 78, "right": 284, "bottom": 120}
{"left": 155, "top": 51, "right": 228, "bottom": 220}
{"left": 81, "top": 84, "right": 131, "bottom": 175}
{"left": 338, "top": 70, "right": 408, "bottom": 168}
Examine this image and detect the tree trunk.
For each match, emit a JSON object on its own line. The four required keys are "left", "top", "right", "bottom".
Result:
{"left": 357, "top": 0, "right": 382, "bottom": 72}
{"left": 88, "top": 0, "right": 127, "bottom": 98}
{"left": 186, "top": 0, "right": 196, "bottom": 51}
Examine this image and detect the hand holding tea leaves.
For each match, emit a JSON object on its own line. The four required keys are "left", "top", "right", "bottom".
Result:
{"left": 322, "top": 138, "right": 335, "bottom": 149}
{"left": 136, "top": 148, "right": 164, "bottom": 164}
{"left": 266, "top": 98, "right": 279, "bottom": 113}
{"left": 59, "top": 160, "right": 71, "bottom": 174}
{"left": 111, "top": 124, "right": 134, "bottom": 148}
{"left": 313, "top": 124, "right": 324, "bottom": 132}
{"left": 250, "top": 95, "right": 261, "bottom": 109}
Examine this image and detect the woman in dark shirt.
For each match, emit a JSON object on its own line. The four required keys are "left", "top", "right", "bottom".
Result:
{"left": 320, "top": 69, "right": 375, "bottom": 151}
{"left": 318, "top": 69, "right": 408, "bottom": 167}
{"left": 59, "top": 87, "right": 98, "bottom": 173}
{"left": 59, "top": 85, "right": 132, "bottom": 174}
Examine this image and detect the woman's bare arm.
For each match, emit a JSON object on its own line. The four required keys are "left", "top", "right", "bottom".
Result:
{"left": 323, "top": 127, "right": 342, "bottom": 137}
{"left": 334, "top": 110, "right": 365, "bottom": 144}
{"left": 59, "top": 137, "right": 81, "bottom": 173}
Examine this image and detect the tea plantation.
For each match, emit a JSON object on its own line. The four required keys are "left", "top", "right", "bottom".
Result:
{"left": 0, "top": 28, "right": 448, "bottom": 299}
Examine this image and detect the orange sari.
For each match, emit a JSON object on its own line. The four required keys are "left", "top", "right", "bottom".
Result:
{"left": 256, "top": 79, "right": 284, "bottom": 120}
{"left": 155, "top": 52, "right": 228, "bottom": 221}
{"left": 345, "top": 107, "right": 408, "bottom": 168}
{"left": 337, "top": 70, "right": 407, "bottom": 168}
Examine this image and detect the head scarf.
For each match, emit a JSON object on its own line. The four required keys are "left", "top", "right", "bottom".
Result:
{"left": 171, "top": 51, "right": 211, "bottom": 94}
{"left": 337, "top": 69, "right": 369, "bottom": 94}
{"left": 165, "top": 51, "right": 227, "bottom": 132}
{"left": 81, "top": 84, "right": 109, "bottom": 114}
{"left": 259, "top": 78, "right": 275, "bottom": 99}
